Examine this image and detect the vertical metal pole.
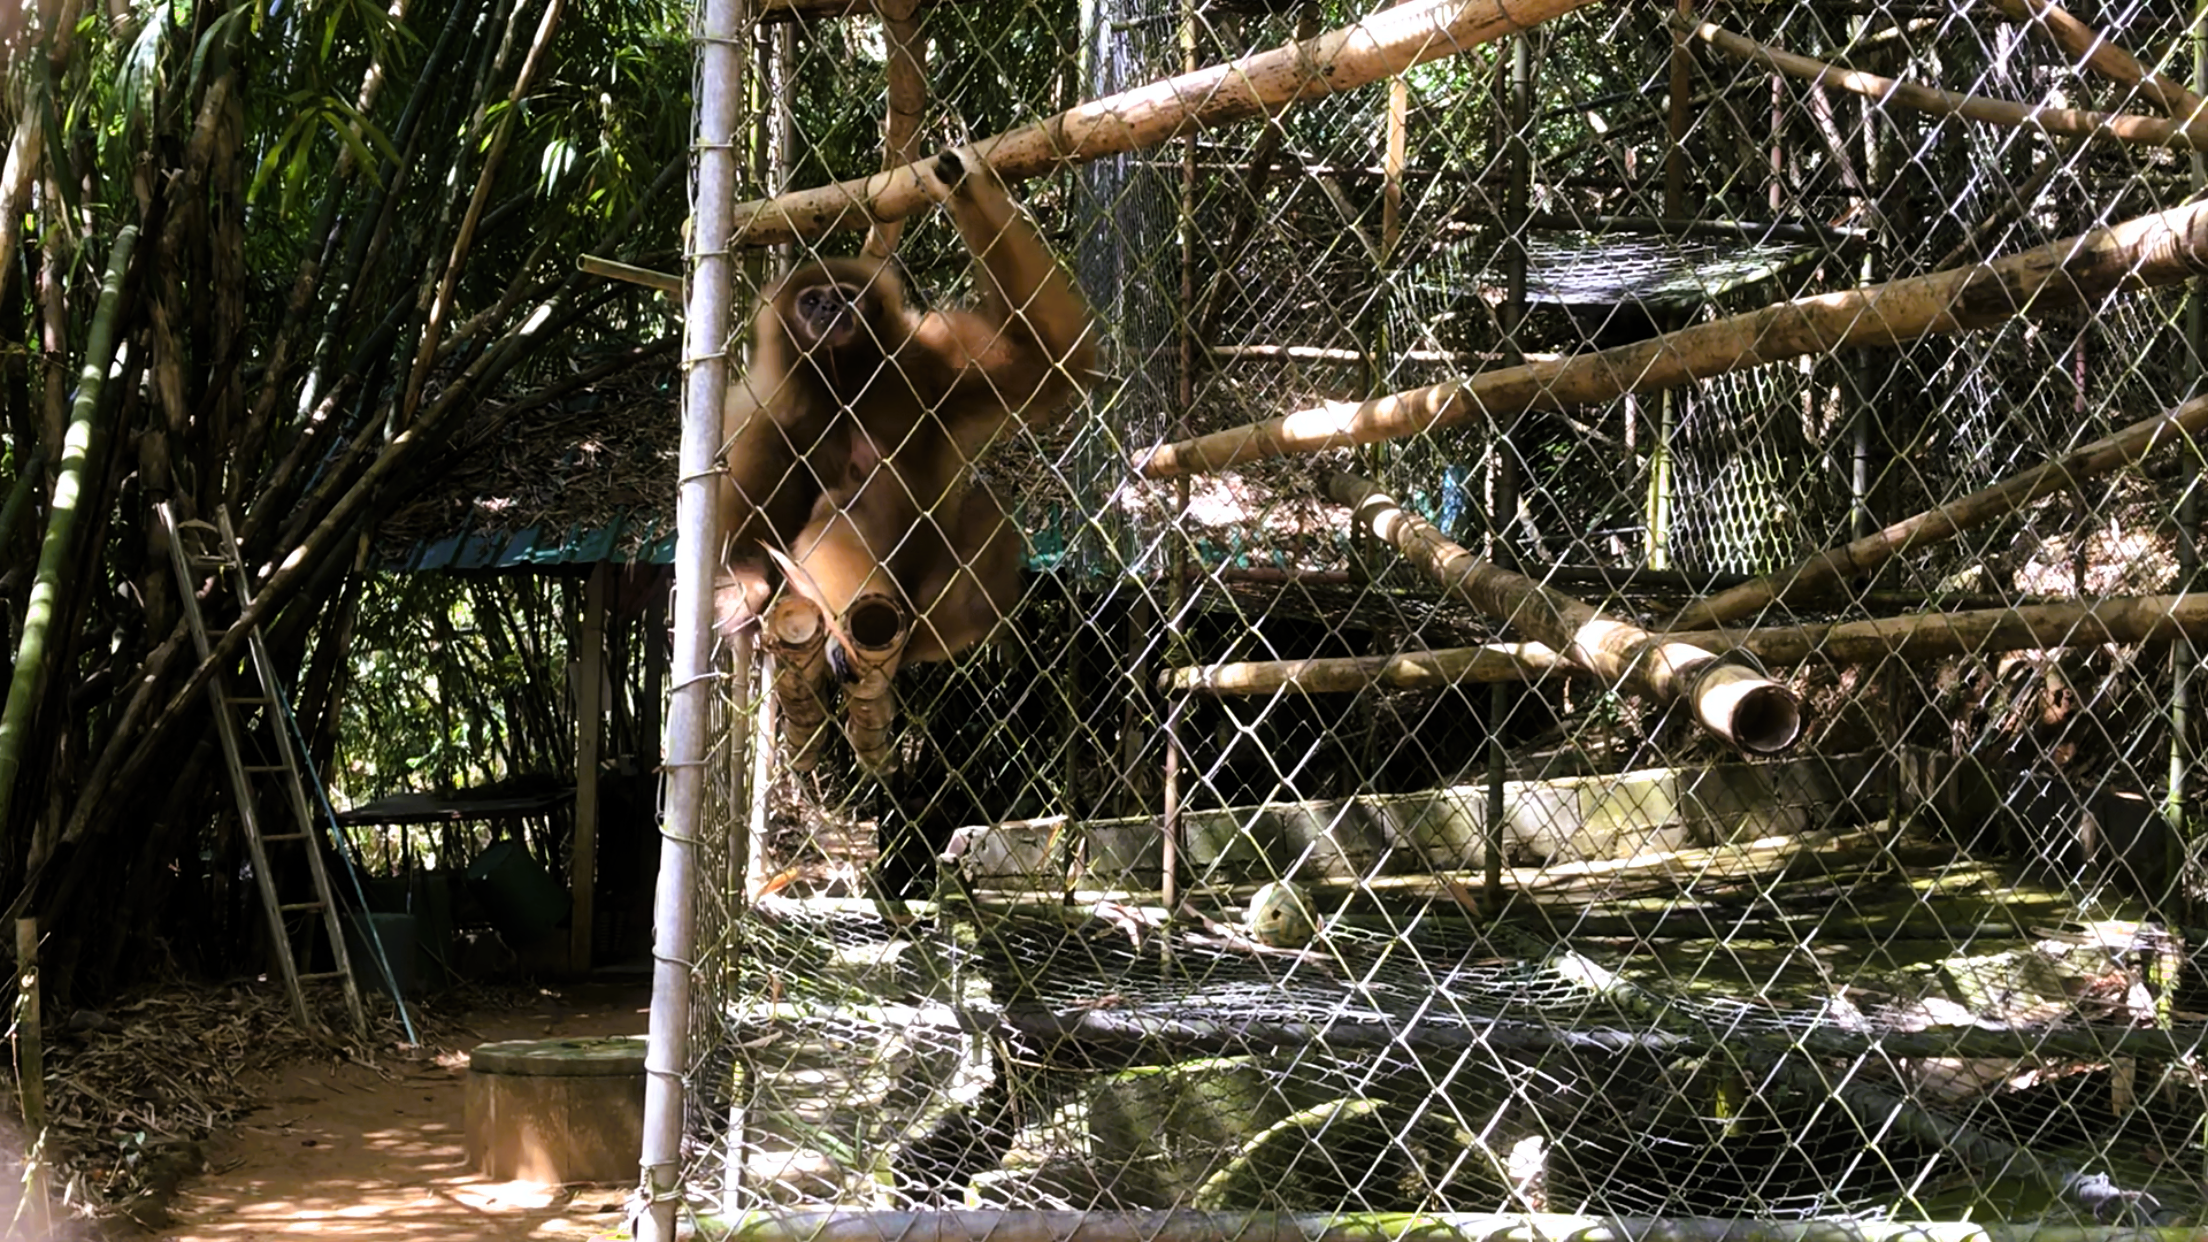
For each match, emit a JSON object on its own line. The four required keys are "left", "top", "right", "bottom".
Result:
{"left": 640, "top": 0, "right": 743, "bottom": 1230}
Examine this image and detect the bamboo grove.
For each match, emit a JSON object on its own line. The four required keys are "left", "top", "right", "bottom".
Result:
{"left": 0, "top": 0, "right": 689, "bottom": 996}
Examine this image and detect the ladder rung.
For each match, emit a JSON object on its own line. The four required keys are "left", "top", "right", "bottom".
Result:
{"left": 261, "top": 832, "right": 308, "bottom": 843}
{"left": 225, "top": 694, "right": 273, "bottom": 706}
{"left": 296, "top": 970, "right": 348, "bottom": 981}
{"left": 242, "top": 763, "right": 289, "bottom": 774}
{"left": 279, "top": 901, "right": 326, "bottom": 913}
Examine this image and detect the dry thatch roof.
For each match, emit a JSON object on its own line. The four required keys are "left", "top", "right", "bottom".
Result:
{"left": 378, "top": 352, "right": 679, "bottom": 572}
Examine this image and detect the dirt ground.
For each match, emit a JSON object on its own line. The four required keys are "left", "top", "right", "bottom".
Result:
{"left": 154, "top": 980, "right": 655, "bottom": 1242}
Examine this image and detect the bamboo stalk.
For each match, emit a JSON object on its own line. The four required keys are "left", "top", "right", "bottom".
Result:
{"left": 0, "top": 227, "right": 135, "bottom": 862}
{"left": 1136, "top": 197, "right": 2208, "bottom": 477}
{"left": 840, "top": 593, "right": 910, "bottom": 774}
{"left": 1669, "top": 392, "right": 2208, "bottom": 631}
{"left": 764, "top": 596, "right": 832, "bottom": 771}
{"left": 861, "top": 0, "right": 927, "bottom": 259}
{"left": 1986, "top": 0, "right": 2206, "bottom": 124}
{"left": 708, "top": 1209, "right": 2205, "bottom": 1242}
{"left": 14, "top": 918, "right": 47, "bottom": 1237}
{"left": 1164, "top": 595, "right": 2208, "bottom": 696}
{"left": 725, "top": 0, "right": 1598, "bottom": 245}
{"left": 1684, "top": 16, "right": 2208, "bottom": 152}
{"left": 1329, "top": 473, "right": 1802, "bottom": 753}
{"left": 401, "top": 0, "right": 566, "bottom": 421}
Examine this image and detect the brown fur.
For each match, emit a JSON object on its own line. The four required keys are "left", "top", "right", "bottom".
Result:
{"left": 716, "top": 150, "right": 1097, "bottom": 664}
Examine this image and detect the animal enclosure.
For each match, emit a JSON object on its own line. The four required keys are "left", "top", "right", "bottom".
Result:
{"left": 677, "top": 0, "right": 2208, "bottom": 1233}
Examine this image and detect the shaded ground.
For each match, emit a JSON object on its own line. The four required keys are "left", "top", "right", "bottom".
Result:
{"left": 156, "top": 980, "right": 652, "bottom": 1242}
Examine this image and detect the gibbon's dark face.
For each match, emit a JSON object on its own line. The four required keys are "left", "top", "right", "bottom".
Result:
{"left": 791, "top": 281, "right": 872, "bottom": 352}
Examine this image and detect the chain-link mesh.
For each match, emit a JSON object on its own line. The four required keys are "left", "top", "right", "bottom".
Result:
{"left": 684, "top": 0, "right": 2208, "bottom": 1231}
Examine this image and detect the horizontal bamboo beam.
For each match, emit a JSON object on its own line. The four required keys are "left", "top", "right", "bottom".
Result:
{"left": 1165, "top": 595, "right": 2208, "bottom": 696}
{"left": 710, "top": 1209, "right": 2200, "bottom": 1242}
{"left": 1685, "top": 16, "right": 2208, "bottom": 151}
{"left": 1329, "top": 473, "right": 1802, "bottom": 753}
{"left": 1135, "top": 199, "right": 2208, "bottom": 478}
{"left": 1668, "top": 393, "right": 2208, "bottom": 631}
{"left": 579, "top": 253, "right": 682, "bottom": 294}
{"left": 725, "top": 0, "right": 1599, "bottom": 245}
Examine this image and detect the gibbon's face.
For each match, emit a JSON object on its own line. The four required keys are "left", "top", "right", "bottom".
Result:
{"left": 789, "top": 280, "right": 874, "bottom": 353}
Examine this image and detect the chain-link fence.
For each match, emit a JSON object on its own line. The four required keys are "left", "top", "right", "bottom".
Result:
{"left": 682, "top": 0, "right": 2208, "bottom": 1233}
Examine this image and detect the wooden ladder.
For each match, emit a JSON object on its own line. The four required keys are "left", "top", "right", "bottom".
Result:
{"left": 159, "top": 502, "right": 367, "bottom": 1039}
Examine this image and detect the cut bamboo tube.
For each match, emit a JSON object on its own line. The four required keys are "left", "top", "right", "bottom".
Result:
{"left": 840, "top": 592, "right": 910, "bottom": 773}
{"left": 1986, "top": 0, "right": 2205, "bottom": 124}
{"left": 1136, "top": 198, "right": 2208, "bottom": 478}
{"left": 1669, "top": 393, "right": 2208, "bottom": 631}
{"left": 764, "top": 595, "right": 833, "bottom": 771}
{"left": 1685, "top": 17, "right": 2208, "bottom": 152}
{"left": 726, "top": 0, "right": 1599, "bottom": 245}
{"left": 1163, "top": 595, "right": 2208, "bottom": 696}
{"left": 1329, "top": 473, "right": 1802, "bottom": 753}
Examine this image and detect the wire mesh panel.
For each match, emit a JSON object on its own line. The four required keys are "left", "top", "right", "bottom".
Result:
{"left": 681, "top": 0, "right": 2208, "bottom": 1233}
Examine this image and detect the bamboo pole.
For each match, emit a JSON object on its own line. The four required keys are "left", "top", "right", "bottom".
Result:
{"left": 1136, "top": 197, "right": 2208, "bottom": 478}
{"left": 1684, "top": 16, "right": 2208, "bottom": 152}
{"left": 725, "top": 0, "right": 1599, "bottom": 245}
{"left": 861, "top": 0, "right": 927, "bottom": 259}
{"left": 570, "top": 560, "right": 608, "bottom": 973}
{"left": 1163, "top": 595, "right": 2208, "bottom": 696}
{"left": 1329, "top": 474, "right": 1802, "bottom": 753}
{"left": 0, "top": 227, "right": 135, "bottom": 863}
{"left": 14, "top": 918, "right": 47, "bottom": 1237}
{"left": 707, "top": 1209, "right": 2205, "bottom": 1242}
{"left": 1986, "top": 0, "right": 2206, "bottom": 124}
{"left": 641, "top": 0, "right": 746, "bottom": 1229}
{"left": 1669, "top": 392, "right": 2208, "bottom": 631}
{"left": 580, "top": 254, "right": 683, "bottom": 295}
{"left": 401, "top": 0, "right": 566, "bottom": 421}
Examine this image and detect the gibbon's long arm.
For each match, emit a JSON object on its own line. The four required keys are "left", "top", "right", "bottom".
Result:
{"left": 912, "top": 150, "right": 1098, "bottom": 451}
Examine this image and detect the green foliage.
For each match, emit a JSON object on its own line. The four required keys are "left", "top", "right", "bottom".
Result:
{"left": 337, "top": 573, "right": 574, "bottom": 805}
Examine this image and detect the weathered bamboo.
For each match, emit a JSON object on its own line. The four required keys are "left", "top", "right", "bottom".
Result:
{"left": 1329, "top": 474, "right": 1802, "bottom": 753}
{"left": 1137, "top": 198, "right": 2208, "bottom": 477}
{"left": 0, "top": 227, "right": 135, "bottom": 863}
{"left": 709, "top": 1209, "right": 2201, "bottom": 1242}
{"left": 402, "top": 0, "right": 566, "bottom": 420}
{"left": 725, "top": 0, "right": 1598, "bottom": 245}
{"left": 861, "top": 0, "right": 927, "bottom": 259}
{"left": 764, "top": 596, "right": 833, "bottom": 771}
{"left": 1164, "top": 595, "right": 2208, "bottom": 696}
{"left": 1987, "top": 0, "right": 2205, "bottom": 124}
{"left": 1685, "top": 16, "right": 2208, "bottom": 151}
{"left": 1669, "top": 392, "right": 2208, "bottom": 631}
{"left": 14, "top": 918, "right": 47, "bottom": 1237}
{"left": 580, "top": 253, "right": 682, "bottom": 294}
{"left": 840, "top": 592, "right": 910, "bottom": 773}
